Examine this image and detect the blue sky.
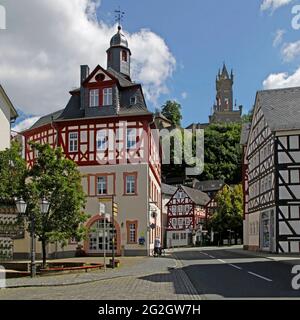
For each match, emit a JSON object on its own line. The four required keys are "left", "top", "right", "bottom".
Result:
{"left": 98, "top": 0, "right": 300, "bottom": 126}
{"left": 3, "top": 0, "right": 300, "bottom": 131}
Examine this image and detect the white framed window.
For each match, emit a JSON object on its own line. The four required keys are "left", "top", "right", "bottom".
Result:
{"left": 178, "top": 205, "right": 183, "bottom": 215}
{"left": 126, "top": 175, "right": 136, "bottom": 194}
{"left": 171, "top": 205, "right": 176, "bottom": 214}
{"left": 103, "top": 88, "right": 112, "bottom": 106}
{"left": 69, "top": 132, "right": 78, "bottom": 153}
{"left": 172, "top": 218, "right": 177, "bottom": 228}
{"left": 127, "top": 128, "right": 136, "bottom": 149}
{"left": 97, "top": 176, "right": 107, "bottom": 195}
{"left": 96, "top": 130, "right": 107, "bottom": 151}
{"left": 89, "top": 89, "right": 99, "bottom": 107}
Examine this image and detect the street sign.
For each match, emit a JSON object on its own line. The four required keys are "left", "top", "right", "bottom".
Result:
{"left": 113, "top": 202, "right": 118, "bottom": 216}
{"left": 99, "top": 203, "right": 106, "bottom": 215}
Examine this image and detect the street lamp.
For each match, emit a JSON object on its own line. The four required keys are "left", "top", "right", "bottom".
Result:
{"left": 15, "top": 197, "right": 49, "bottom": 278}
{"left": 15, "top": 198, "right": 27, "bottom": 216}
{"left": 40, "top": 197, "right": 50, "bottom": 215}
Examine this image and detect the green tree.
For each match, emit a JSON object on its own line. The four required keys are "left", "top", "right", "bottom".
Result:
{"left": 161, "top": 100, "right": 183, "bottom": 127}
{"left": 23, "top": 143, "right": 87, "bottom": 267}
{"left": 210, "top": 184, "right": 243, "bottom": 244}
{"left": 0, "top": 142, "right": 27, "bottom": 202}
{"left": 201, "top": 123, "right": 242, "bottom": 184}
{"left": 242, "top": 106, "right": 254, "bottom": 123}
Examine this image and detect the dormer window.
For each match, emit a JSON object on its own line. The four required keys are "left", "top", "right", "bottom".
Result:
{"left": 103, "top": 88, "right": 113, "bottom": 106}
{"left": 130, "top": 96, "right": 137, "bottom": 105}
{"left": 89, "top": 89, "right": 99, "bottom": 107}
{"left": 122, "top": 50, "right": 128, "bottom": 62}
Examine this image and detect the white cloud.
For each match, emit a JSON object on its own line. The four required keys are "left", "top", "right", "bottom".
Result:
{"left": 181, "top": 92, "right": 188, "bottom": 99}
{"left": 263, "top": 67, "right": 300, "bottom": 89}
{"left": 0, "top": 0, "right": 176, "bottom": 116}
{"left": 261, "top": 0, "right": 293, "bottom": 12}
{"left": 129, "top": 29, "right": 176, "bottom": 105}
{"left": 281, "top": 40, "right": 300, "bottom": 61}
{"left": 12, "top": 116, "right": 41, "bottom": 133}
{"left": 273, "top": 29, "right": 285, "bottom": 47}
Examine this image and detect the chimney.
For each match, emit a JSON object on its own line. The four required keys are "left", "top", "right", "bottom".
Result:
{"left": 80, "top": 65, "right": 90, "bottom": 84}
{"left": 80, "top": 65, "right": 89, "bottom": 111}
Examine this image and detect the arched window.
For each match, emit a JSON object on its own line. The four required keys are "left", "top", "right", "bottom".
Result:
{"left": 122, "top": 50, "right": 127, "bottom": 62}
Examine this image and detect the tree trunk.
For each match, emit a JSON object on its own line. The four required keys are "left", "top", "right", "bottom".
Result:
{"left": 42, "top": 239, "right": 47, "bottom": 269}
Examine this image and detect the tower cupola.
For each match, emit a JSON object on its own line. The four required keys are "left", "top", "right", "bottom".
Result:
{"left": 107, "top": 26, "right": 131, "bottom": 80}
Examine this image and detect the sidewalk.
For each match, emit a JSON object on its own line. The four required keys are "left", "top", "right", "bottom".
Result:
{"left": 3, "top": 256, "right": 163, "bottom": 288}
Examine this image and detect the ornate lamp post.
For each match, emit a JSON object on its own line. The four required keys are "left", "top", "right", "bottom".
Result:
{"left": 15, "top": 197, "right": 49, "bottom": 277}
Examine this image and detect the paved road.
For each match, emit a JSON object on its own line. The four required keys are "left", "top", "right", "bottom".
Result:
{"left": 173, "top": 247, "right": 300, "bottom": 299}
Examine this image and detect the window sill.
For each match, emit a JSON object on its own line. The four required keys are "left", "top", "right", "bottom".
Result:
{"left": 123, "top": 193, "right": 138, "bottom": 197}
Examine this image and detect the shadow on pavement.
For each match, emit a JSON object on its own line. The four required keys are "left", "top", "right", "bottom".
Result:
{"left": 181, "top": 260, "right": 300, "bottom": 299}
{"left": 138, "top": 267, "right": 195, "bottom": 296}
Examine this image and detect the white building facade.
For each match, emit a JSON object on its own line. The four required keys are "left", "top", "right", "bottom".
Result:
{"left": 0, "top": 85, "right": 18, "bottom": 150}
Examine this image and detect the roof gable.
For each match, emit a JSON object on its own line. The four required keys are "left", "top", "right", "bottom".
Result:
{"left": 167, "top": 185, "right": 210, "bottom": 206}
{"left": 257, "top": 87, "right": 300, "bottom": 132}
{"left": 0, "top": 85, "right": 18, "bottom": 119}
{"left": 83, "top": 65, "right": 117, "bottom": 86}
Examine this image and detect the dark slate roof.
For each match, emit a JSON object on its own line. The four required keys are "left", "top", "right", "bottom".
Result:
{"left": 27, "top": 66, "right": 151, "bottom": 130}
{"left": 118, "top": 105, "right": 151, "bottom": 116}
{"left": 110, "top": 27, "right": 128, "bottom": 48}
{"left": 58, "top": 95, "right": 84, "bottom": 120}
{"left": 161, "top": 183, "right": 177, "bottom": 196}
{"left": 181, "top": 186, "right": 211, "bottom": 206}
{"left": 257, "top": 86, "right": 300, "bottom": 131}
{"left": 193, "top": 180, "right": 224, "bottom": 192}
{"left": 240, "top": 122, "right": 251, "bottom": 145}
{"left": 30, "top": 109, "right": 63, "bottom": 130}
{"left": 107, "top": 68, "right": 136, "bottom": 88}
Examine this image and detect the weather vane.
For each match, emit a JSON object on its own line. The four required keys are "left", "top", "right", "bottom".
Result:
{"left": 115, "top": 6, "right": 125, "bottom": 28}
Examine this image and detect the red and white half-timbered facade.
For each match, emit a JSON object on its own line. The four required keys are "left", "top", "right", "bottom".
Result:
{"left": 166, "top": 186, "right": 210, "bottom": 247}
{"left": 21, "top": 27, "right": 162, "bottom": 258}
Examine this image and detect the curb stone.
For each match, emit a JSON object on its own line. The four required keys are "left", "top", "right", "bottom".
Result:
{"left": 172, "top": 253, "right": 203, "bottom": 300}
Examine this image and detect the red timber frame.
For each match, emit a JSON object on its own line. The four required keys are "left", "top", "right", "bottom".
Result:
{"left": 23, "top": 114, "right": 161, "bottom": 168}
{"left": 24, "top": 124, "right": 58, "bottom": 167}
{"left": 166, "top": 187, "right": 197, "bottom": 232}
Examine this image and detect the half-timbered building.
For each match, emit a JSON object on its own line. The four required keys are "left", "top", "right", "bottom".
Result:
{"left": 18, "top": 26, "right": 161, "bottom": 258}
{"left": 244, "top": 87, "right": 300, "bottom": 254}
{"left": 241, "top": 123, "right": 251, "bottom": 248}
{"left": 166, "top": 186, "right": 210, "bottom": 247}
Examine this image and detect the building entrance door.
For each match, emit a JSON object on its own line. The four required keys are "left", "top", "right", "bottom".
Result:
{"left": 88, "top": 219, "right": 116, "bottom": 254}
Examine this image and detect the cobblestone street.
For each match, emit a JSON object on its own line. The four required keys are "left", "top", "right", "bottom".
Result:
{"left": 0, "top": 254, "right": 200, "bottom": 300}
